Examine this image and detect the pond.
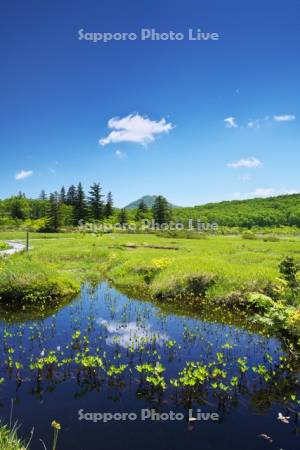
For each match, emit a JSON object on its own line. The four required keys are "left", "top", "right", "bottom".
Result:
{"left": 0, "top": 283, "right": 299, "bottom": 450}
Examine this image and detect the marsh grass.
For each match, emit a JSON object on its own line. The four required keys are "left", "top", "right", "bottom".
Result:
{"left": 0, "top": 232, "right": 299, "bottom": 340}
{"left": 0, "top": 422, "right": 28, "bottom": 450}
{"left": 1, "top": 232, "right": 299, "bottom": 301}
{"left": 0, "top": 257, "right": 80, "bottom": 303}
{"left": 0, "top": 242, "right": 10, "bottom": 251}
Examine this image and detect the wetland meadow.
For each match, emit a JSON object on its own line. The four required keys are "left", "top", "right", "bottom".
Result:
{"left": 0, "top": 231, "right": 300, "bottom": 449}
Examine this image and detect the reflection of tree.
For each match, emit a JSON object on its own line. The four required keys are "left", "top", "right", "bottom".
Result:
{"left": 249, "top": 360, "right": 300, "bottom": 413}
{"left": 0, "top": 294, "right": 75, "bottom": 323}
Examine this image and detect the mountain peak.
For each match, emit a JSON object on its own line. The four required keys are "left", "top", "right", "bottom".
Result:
{"left": 124, "top": 195, "right": 178, "bottom": 210}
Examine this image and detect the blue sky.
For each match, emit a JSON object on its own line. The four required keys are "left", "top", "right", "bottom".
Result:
{"left": 1, "top": 0, "right": 299, "bottom": 207}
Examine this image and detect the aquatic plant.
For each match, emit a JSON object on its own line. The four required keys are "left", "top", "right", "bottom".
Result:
{"left": 136, "top": 362, "right": 167, "bottom": 390}
{"left": 51, "top": 420, "right": 61, "bottom": 450}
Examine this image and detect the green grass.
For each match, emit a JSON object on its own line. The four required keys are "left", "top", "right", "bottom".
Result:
{"left": 0, "top": 242, "right": 10, "bottom": 251}
{"left": 0, "top": 231, "right": 299, "bottom": 340}
{"left": 0, "top": 423, "right": 26, "bottom": 450}
{"left": 1, "top": 231, "right": 299, "bottom": 298}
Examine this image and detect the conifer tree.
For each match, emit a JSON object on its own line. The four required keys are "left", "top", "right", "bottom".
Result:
{"left": 118, "top": 208, "right": 128, "bottom": 225}
{"left": 88, "top": 183, "right": 104, "bottom": 220}
{"left": 46, "top": 192, "right": 61, "bottom": 231}
{"left": 135, "top": 199, "right": 148, "bottom": 220}
{"left": 60, "top": 186, "right": 66, "bottom": 204}
{"left": 152, "top": 196, "right": 171, "bottom": 225}
{"left": 73, "top": 182, "right": 87, "bottom": 224}
{"left": 66, "top": 185, "right": 77, "bottom": 206}
{"left": 105, "top": 192, "right": 114, "bottom": 218}
{"left": 138, "top": 199, "right": 148, "bottom": 213}
{"left": 39, "top": 190, "right": 47, "bottom": 200}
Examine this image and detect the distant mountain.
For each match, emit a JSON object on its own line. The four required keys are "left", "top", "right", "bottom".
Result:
{"left": 125, "top": 195, "right": 179, "bottom": 210}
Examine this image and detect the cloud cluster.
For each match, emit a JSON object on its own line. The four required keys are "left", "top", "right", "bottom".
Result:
{"left": 97, "top": 318, "right": 168, "bottom": 349}
{"left": 99, "top": 113, "right": 174, "bottom": 146}
{"left": 273, "top": 115, "right": 296, "bottom": 122}
{"left": 224, "top": 117, "right": 238, "bottom": 128}
{"left": 227, "top": 157, "right": 262, "bottom": 169}
{"left": 224, "top": 114, "right": 296, "bottom": 129}
{"left": 234, "top": 188, "right": 298, "bottom": 200}
{"left": 15, "top": 169, "right": 33, "bottom": 180}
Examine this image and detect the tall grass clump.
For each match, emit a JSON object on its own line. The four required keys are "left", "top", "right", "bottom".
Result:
{"left": 0, "top": 242, "right": 10, "bottom": 250}
{"left": 0, "top": 422, "right": 27, "bottom": 450}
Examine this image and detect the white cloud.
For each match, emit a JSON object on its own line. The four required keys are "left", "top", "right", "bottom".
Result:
{"left": 15, "top": 169, "right": 33, "bottom": 180}
{"left": 233, "top": 188, "right": 274, "bottom": 199}
{"left": 227, "top": 157, "right": 262, "bottom": 169}
{"left": 273, "top": 114, "right": 296, "bottom": 122}
{"left": 281, "top": 189, "right": 298, "bottom": 195}
{"left": 115, "top": 149, "right": 127, "bottom": 159}
{"left": 250, "top": 188, "right": 275, "bottom": 197}
{"left": 247, "top": 116, "right": 270, "bottom": 129}
{"left": 224, "top": 117, "right": 238, "bottom": 128}
{"left": 234, "top": 188, "right": 299, "bottom": 200}
{"left": 99, "top": 113, "right": 174, "bottom": 146}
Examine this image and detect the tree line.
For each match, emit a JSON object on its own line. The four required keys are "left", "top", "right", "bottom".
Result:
{"left": 0, "top": 184, "right": 172, "bottom": 232}
{"left": 2, "top": 188, "right": 298, "bottom": 231}
{"left": 43, "top": 183, "right": 115, "bottom": 231}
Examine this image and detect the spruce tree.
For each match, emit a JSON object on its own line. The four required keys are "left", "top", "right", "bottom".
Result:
{"left": 46, "top": 192, "right": 61, "bottom": 232}
{"left": 60, "top": 186, "right": 66, "bottom": 204}
{"left": 135, "top": 199, "right": 148, "bottom": 220}
{"left": 152, "top": 196, "right": 171, "bottom": 225}
{"left": 105, "top": 192, "right": 114, "bottom": 218}
{"left": 118, "top": 208, "right": 128, "bottom": 225}
{"left": 66, "top": 185, "right": 77, "bottom": 206}
{"left": 39, "top": 190, "right": 47, "bottom": 200}
{"left": 73, "top": 182, "right": 87, "bottom": 224}
{"left": 138, "top": 199, "right": 148, "bottom": 213}
{"left": 88, "top": 183, "right": 104, "bottom": 220}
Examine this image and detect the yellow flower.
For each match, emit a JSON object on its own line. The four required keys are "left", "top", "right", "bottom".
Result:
{"left": 51, "top": 420, "right": 61, "bottom": 430}
{"left": 151, "top": 257, "right": 171, "bottom": 270}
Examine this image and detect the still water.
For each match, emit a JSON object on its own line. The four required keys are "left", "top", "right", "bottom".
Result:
{"left": 0, "top": 283, "right": 299, "bottom": 449}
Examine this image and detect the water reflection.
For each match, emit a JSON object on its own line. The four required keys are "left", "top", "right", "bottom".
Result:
{"left": 0, "top": 283, "right": 299, "bottom": 450}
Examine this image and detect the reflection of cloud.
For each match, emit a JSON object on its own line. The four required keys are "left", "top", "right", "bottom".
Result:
{"left": 97, "top": 318, "right": 169, "bottom": 348}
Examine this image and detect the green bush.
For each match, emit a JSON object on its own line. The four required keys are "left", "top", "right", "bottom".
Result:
{"left": 242, "top": 231, "right": 258, "bottom": 240}
{"left": 156, "top": 274, "right": 215, "bottom": 300}
{"left": 247, "top": 293, "right": 275, "bottom": 311}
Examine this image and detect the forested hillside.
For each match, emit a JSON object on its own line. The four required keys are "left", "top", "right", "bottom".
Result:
{"left": 172, "top": 194, "right": 300, "bottom": 227}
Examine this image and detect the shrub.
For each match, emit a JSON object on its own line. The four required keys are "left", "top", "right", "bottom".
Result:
{"left": 242, "top": 231, "right": 258, "bottom": 240}
{"left": 279, "top": 256, "right": 299, "bottom": 291}
{"left": 247, "top": 293, "right": 275, "bottom": 311}
{"left": 156, "top": 274, "right": 215, "bottom": 300}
